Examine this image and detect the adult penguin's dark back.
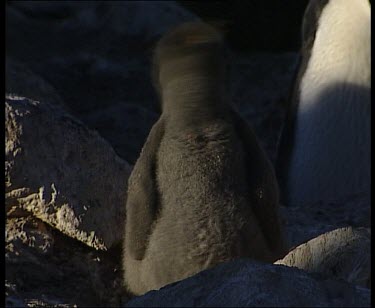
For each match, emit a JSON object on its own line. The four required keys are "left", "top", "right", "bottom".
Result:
{"left": 276, "top": 0, "right": 371, "bottom": 206}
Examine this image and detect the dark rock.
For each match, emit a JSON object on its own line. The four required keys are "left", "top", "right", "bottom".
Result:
{"left": 6, "top": 1, "right": 198, "bottom": 115}
{"left": 280, "top": 192, "right": 371, "bottom": 248}
{"left": 6, "top": 215, "right": 125, "bottom": 307}
{"left": 6, "top": 1, "right": 198, "bottom": 163}
{"left": 230, "top": 51, "right": 298, "bottom": 163}
{"left": 6, "top": 58, "right": 67, "bottom": 111}
{"left": 125, "top": 258, "right": 370, "bottom": 307}
{"left": 81, "top": 103, "right": 158, "bottom": 164}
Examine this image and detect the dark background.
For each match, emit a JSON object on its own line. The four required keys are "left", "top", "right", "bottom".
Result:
{"left": 6, "top": 0, "right": 307, "bottom": 164}
{"left": 178, "top": 1, "right": 310, "bottom": 52}
{"left": 8, "top": 0, "right": 311, "bottom": 52}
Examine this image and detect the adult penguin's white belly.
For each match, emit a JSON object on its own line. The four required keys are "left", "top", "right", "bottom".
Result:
{"left": 277, "top": 0, "right": 371, "bottom": 206}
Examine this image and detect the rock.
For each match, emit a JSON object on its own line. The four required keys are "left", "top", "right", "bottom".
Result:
{"left": 275, "top": 227, "right": 371, "bottom": 289}
{"left": 6, "top": 58, "right": 66, "bottom": 111}
{"left": 6, "top": 1, "right": 299, "bottom": 165}
{"left": 280, "top": 192, "right": 371, "bottom": 248}
{"left": 6, "top": 1, "right": 198, "bottom": 116}
{"left": 125, "top": 258, "right": 370, "bottom": 307}
{"left": 81, "top": 103, "right": 158, "bottom": 164}
{"left": 5, "top": 95, "right": 132, "bottom": 250}
{"left": 230, "top": 51, "right": 298, "bottom": 163}
{"left": 6, "top": 1, "right": 199, "bottom": 163}
{"left": 6, "top": 215, "right": 125, "bottom": 307}
{"left": 8, "top": 1, "right": 199, "bottom": 39}
{"left": 6, "top": 216, "right": 54, "bottom": 259}
{"left": 5, "top": 281, "right": 26, "bottom": 308}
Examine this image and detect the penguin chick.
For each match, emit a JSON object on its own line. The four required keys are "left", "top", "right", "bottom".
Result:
{"left": 123, "top": 21, "right": 287, "bottom": 296}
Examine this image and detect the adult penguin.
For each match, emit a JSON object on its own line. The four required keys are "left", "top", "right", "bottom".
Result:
{"left": 276, "top": 0, "right": 371, "bottom": 206}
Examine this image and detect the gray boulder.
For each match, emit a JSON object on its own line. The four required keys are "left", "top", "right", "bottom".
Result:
{"left": 276, "top": 227, "right": 371, "bottom": 289}
{"left": 125, "top": 258, "right": 370, "bottom": 307}
{"left": 5, "top": 95, "right": 131, "bottom": 250}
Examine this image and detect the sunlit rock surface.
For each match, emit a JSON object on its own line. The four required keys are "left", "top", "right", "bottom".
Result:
{"left": 276, "top": 227, "right": 371, "bottom": 289}
{"left": 6, "top": 95, "right": 131, "bottom": 250}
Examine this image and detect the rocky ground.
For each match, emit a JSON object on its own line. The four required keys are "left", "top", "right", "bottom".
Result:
{"left": 5, "top": 1, "right": 370, "bottom": 307}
